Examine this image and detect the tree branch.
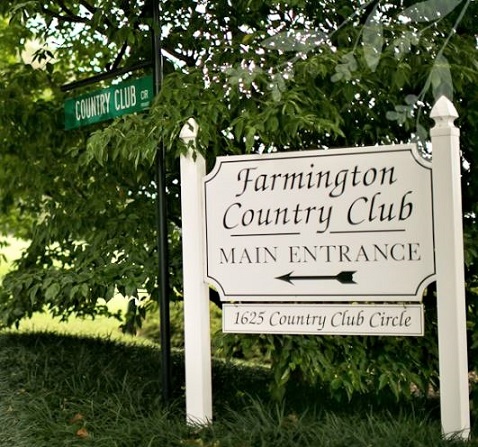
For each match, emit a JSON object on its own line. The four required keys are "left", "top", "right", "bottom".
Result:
{"left": 161, "top": 38, "right": 197, "bottom": 67}
{"left": 73, "top": 0, "right": 116, "bottom": 33}
{"left": 41, "top": 6, "right": 88, "bottom": 23}
{"left": 56, "top": 0, "right": 81, "bottom": 20}
{"left": 108, "top": 41, "right": 129, "bottom": 71}
{"left": 77, "top": 0, "right": 96, "bottom": 15}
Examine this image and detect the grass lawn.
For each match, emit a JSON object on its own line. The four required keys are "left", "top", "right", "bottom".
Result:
{"left": 0, "top": 331, "right": 475, "bottom": 447}
{"left": 14, "top": 296, "right": 134, "bottom": 341}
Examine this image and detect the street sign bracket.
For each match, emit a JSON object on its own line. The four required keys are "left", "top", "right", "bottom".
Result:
{"left": 60, "top": 61, "right": 152, "bottom": 92}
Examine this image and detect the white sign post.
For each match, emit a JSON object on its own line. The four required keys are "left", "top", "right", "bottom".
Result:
{"left": 430, "top": 96, "right": 470, "bottom": 439}
{"left": 180, "top": 119, "right": 212, "bottom": 425}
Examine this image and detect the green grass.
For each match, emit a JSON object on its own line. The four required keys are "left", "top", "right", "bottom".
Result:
{"left": 14, "top": 296, "right": 135, "bottom": 341}
{"left": 0, "top": 331, "right": 474, "bottom": 447}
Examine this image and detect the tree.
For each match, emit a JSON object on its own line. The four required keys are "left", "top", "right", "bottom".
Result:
{"left": 0, "top": 0, "right": 477, "bottom": 399}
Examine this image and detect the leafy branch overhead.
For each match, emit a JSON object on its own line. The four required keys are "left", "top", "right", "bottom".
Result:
{"left": 256, "top": 0, "right": 471, "bottom": 140}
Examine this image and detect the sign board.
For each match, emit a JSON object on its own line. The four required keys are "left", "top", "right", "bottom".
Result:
{"left": 64, "top": 75, "right": 153, "bottom": 130}
{"left": 223, "top": 303, "right": 424, "bottom": 336}
{"left": 204, "top": 144, "right": 435, "bottom": 302}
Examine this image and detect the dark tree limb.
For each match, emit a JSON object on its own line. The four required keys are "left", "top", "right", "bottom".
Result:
{"left": 107, "top": 41, "right": 129, "bottom": 71}
{"left": 56, "top": 0, "right": 80, "bottom": 20}
{"left": 41, "top": 6, "right": 88, "bottom": 23}
{"left": 77, "top": 0, "right": 96, "bottom": 16}
{"left": 209, "top": 289, "right": 223, "bottom": 309}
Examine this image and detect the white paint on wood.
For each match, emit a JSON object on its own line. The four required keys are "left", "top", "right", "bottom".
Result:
{"left": 431, "top": 96, "right": 470, "bottom": 439}
{"left": 180, "top": 118, "right": 213, "bottom": 425}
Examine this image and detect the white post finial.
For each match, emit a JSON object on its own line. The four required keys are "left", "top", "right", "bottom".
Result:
{"left": 180, "top": 118, "right": 199, "bottom": 142}
{"left": 430, "top": 97, "right": 470, "bottom": 439}
{"left": 430, "top": 96, "right": 459, "bottom": 130}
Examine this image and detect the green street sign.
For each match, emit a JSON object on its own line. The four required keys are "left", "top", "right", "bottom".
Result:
{"left": 64, "top": 75, "right": 153, "bottom": 130}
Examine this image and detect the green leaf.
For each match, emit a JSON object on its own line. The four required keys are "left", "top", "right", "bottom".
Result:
{"left": 261, "top": 30, "right": 326, "bottom": 53}
{"left": 362, "top": 4, "right": 383, "bottom": 72}
{"left": 430, "top": 53, "right": 454, "bottom": 101}
{"left": 245, "top": 126, "right": 256, "bottom": 152}
{"left": 80, "top": 283, "right": 89, "bottom": 298}
{"left": 401, "top": 0, "right": 462, "bottom": 23}
{"left": 45, "top": 283, "right": 60, "bottom": 301}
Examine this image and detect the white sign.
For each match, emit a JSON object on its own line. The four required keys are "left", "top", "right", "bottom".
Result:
{"left": 204, "top": 144, "right": 435, "bottom": 302}
{"left": 182, "top": 99, "right": 470, "bottom": 436}
{"left": 223, "top": 303, "right": 424, "bottom": 336}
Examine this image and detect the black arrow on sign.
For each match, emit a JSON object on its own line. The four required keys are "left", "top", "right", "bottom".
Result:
{"left": 276, "top": 271, "right": 357, "bottom": 285}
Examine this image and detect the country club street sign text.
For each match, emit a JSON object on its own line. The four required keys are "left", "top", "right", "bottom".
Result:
{"left": 64, "top": 75, "right": 153, "bottom": 130}
{"left": 204, "top": 144, "right": 435, "bottom": 301}
{"left": 223, "top": 303, "right": 424, "bottom": 336}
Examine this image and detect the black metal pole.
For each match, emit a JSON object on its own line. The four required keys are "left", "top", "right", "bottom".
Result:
{"left": 152, "top": 0, "right": 171, "bottom": 403}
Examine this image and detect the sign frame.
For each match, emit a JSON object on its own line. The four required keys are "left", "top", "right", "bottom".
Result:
{"left": 204, "top": 144, "right": 436, "bottom": 302}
